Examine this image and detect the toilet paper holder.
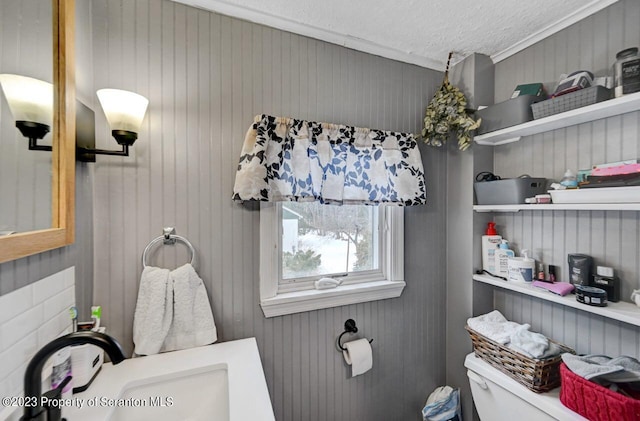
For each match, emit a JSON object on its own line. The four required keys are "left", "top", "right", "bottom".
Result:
{"left": 336, "top": 319, "right": 373, "bottom": 352}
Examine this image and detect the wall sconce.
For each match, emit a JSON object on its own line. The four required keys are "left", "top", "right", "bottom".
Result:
{"left": 0, "top": 76, "right": 149, "bottom": 162}
{"left": 77, "top": 88, "right": 149, "bottom": 161}
{"left": 0, "top": 74, "right": 54, "bottom": 151}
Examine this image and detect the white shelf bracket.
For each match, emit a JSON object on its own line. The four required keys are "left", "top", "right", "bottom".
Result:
{"left": 474, "top": 136, "right": 521, "bottom": 146}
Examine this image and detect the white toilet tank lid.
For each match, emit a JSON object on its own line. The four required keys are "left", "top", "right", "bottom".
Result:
{"left": 464, "top": 353, "right": 587, "bottom": 420}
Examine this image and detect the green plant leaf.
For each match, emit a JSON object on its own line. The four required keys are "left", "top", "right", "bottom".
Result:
{"left": 420, "top": 71, "right": 480, "bottom": 151}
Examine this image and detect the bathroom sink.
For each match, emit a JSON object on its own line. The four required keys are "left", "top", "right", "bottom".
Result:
{"left": 65, "top": 337, "right": 274, "bottom": 421}
{"left": 109, "top": 364, "right": 229, "bottom": 421}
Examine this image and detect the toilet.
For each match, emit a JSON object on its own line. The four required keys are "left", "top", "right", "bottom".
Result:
{"left": 464, "top": 353, "right": 586, "bottom": 420}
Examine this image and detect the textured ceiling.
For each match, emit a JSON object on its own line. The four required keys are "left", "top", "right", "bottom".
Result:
{"left": 174, "top": 0, "right": 617, "bottom": 70}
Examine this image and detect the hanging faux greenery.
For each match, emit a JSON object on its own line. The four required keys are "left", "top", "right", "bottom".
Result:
{"left": 421, "top": 52, "right": 481, "bottom": 151}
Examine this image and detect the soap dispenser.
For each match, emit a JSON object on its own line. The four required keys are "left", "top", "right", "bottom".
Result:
{"left": 507, "top": 249, "right": 536, "bottom": 283}
{"left": 481, "top": 222, "right": 502, "bottom": 274}
{"left": 494, "top": 240, "right": 515, "bottom": 278}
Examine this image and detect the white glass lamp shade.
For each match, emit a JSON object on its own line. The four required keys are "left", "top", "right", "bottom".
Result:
{"left": 0, "top": 74, "right": 53, "bottom": 126}
{"left": 96, "top": 88, "right": 149, "bottom": 133}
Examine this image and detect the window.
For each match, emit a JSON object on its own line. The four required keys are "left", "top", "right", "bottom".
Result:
{"left": 259, "top": 201, "right": 405, "bottom": 317}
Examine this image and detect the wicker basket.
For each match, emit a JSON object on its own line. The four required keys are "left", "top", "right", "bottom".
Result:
{"left": 465, "top": 325, "right": 575, "bottom": 393}
{"left": 531, "top": 86, "right": 612, "bottom": 119}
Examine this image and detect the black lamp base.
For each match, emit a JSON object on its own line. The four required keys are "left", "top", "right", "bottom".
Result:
{"left": 76, "top": 131, "right": 133, "bottom": 162}
{"left": 75, "top": 101, "right": 136, "bottom": 161}
{"left": 112, "top": 130, "right": 137, "bottom": 146}
{"left": 16, "top": 121, "right": 52, "bottom": 151}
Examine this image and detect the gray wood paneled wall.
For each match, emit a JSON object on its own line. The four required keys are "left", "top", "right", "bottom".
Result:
{"left": 445, "top": 54, "right": 495, "bottom": 421}
{"left": 88, "top": 1, "right": 447, "bottom": 420}
{"left": 489, "top": 0, "right": 640, "bottom": 355}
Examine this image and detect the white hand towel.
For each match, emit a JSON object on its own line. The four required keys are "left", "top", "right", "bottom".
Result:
{"left": 161, "top": 263, "right": 218, "bottom": 352}
{"left": 467, "top": 310, "right": 521, "bottom": 344}
{"left": 342, "top": 338, "right": 373, "bottom": 377}
{"left": 508, "top": 324, "right": 549, "bottom": 358}
{"left": 133, "top": 266, "right": 173, "bottom": 356}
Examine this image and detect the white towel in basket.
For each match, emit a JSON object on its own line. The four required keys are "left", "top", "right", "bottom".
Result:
{"left": 508, "top": 323, "right": 549, "bottom": 358}
{"left": 467, "top": 310, "right": 520, "bottom": 344}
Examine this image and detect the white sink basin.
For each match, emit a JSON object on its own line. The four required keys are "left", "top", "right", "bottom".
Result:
{"left": 65, "top": 338, "right": 274, "bottom": 421}
{"left": 110, "top": 364, "right": 229, "bottom": 421}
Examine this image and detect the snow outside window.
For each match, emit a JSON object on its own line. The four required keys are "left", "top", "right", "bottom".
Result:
{"left": 259, "top": 202, "right": 405, "bottom": 317}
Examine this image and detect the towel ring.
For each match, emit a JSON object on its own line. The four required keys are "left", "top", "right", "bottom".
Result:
{"left": 336, "top": 319, "right": 373, "bottom": 352}
{"left": 142, "top": 227, "right": 196, "bottom": 269}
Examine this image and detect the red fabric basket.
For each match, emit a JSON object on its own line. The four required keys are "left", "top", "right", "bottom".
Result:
{"left": 559, "top": 362, "right": 640, "bottom": 420}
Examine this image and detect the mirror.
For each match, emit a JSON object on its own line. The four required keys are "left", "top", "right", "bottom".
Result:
{"left": 0, "top": 1, "right": 53, "bottom": 234}
{"left": 0, "top": 0, "right": 75, "bottom": 263}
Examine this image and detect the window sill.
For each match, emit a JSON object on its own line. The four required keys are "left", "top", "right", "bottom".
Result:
{"left": 260, "top": 280, "right": 406, "bottom": 318}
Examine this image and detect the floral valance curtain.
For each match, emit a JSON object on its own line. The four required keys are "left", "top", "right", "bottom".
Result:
{"left": 232, "top": 115, "right": 426, "bottom": 205}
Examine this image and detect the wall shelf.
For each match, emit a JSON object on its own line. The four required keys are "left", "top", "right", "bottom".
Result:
{"left": 473, "top": 203, "right": 640, "bottom": 212}
{"left": 473, "top": 92, "right": 640, "bottom": 146}
{"left": 473, "top": 274, "right": 640, "bottom": 327}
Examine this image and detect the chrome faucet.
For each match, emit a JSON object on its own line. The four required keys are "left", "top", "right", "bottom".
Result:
{"left": 21, "top": 331, "right": 126, "bottom": 421}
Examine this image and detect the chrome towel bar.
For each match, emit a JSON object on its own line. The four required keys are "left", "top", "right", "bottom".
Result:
{"left": 142, "top": 227, "right": 196, "bottom": 269}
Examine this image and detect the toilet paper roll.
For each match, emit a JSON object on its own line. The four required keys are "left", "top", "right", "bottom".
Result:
{"left": 342, "top": 338, "right": 373, "bottom": 377}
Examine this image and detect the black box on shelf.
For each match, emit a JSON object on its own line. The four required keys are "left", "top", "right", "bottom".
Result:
{"left": 476, "top": 95, "right": 545, "bottom": 134}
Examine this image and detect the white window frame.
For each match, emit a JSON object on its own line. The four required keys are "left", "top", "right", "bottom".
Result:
{"left": 259, "top": 202, "right": 405, "bottom": 318}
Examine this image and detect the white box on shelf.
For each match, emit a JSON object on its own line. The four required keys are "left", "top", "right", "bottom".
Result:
{"left": 71, "top": 343, "right": 104, "bottom": 392}
{"left": 549, "top": 186, "right": 640, "bottom": 204}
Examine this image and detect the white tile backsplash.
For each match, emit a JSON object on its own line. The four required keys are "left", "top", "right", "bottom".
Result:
{"left": 0, "top": 307, "right": 43, "bottom": 352}
{"left": 0, "top": 267, "right": 75, "bottom": 420}
{"left": 0, "top": 287, "right": 32, "bottom": 326}
{"left": 37, "top": 309, "right": 74, "bottom": 348}
{"left": 32, "top": 269, "right": 72, "bottom": 305}
{"left": 0, "top": 332, "right": 37, "bottom": 382}
{"left": 43, "top": 288, "right": 75, "bottom": 321}
{"left": 0, "top": 361, "right": 27, "bottom": 416}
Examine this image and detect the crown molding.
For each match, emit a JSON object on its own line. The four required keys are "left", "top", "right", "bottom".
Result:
{"left": 174, "top": 0, "right": 619, "bottom": 71}
{"left": 491, "top": 0, "right": 619, "bottom": 63}
{"left": 172, "top": 0, "right": 445, "bottom": 70}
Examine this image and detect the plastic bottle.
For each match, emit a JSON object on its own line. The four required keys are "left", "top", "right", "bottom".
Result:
{"left": 481, "top": 222, "right": 502, "bottom": 274}
{"left": 51, "top": 346, "right": 73, "bottom": 399}
{"left": 560, "top": 169, "right": 578, "bottom": 189}
{"left": 613, "top": 47, "right": 640, "bottom": 98}
{"left": 494, "top": 240, "right": 515, "bottom": 278}
{"left": 507, "top": 249, "right": 535, "bottom": 283}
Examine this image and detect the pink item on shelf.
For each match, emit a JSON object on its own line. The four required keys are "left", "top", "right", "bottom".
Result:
{"left": 591, "top": 163, "right": 640, "bottom": 176}
{"left": 532, "top": 281, "right": 575, "bottom": 296}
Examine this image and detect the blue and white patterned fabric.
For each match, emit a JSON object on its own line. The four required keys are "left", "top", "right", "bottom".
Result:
{"left": 232, "top": 114, "right": 426, "bottom": 205}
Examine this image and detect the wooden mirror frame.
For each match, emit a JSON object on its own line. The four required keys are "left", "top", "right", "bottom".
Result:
{"left": 0, "top": 0, "right": 75, "bottom": 264}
